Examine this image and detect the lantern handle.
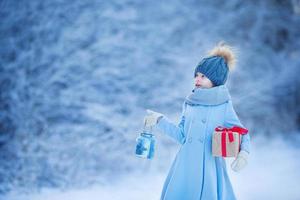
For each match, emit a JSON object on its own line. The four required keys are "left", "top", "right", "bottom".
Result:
{"left": 143, "top": 119, "right": 153, "bottom": 133}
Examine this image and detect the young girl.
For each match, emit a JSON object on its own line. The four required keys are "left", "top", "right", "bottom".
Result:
{"left": 144, "top": 42, "right": 251, "bottom": 200}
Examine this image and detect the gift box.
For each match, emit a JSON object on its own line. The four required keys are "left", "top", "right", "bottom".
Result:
{"left": 212, "top": 126, "right": 248, "bottom": 157}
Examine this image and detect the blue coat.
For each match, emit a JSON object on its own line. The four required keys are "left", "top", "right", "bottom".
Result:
{"left": 156, "top": 85, "right": 251, "bottom": 200}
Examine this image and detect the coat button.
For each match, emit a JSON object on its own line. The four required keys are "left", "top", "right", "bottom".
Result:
{"left": 188, "top": 137, "right": 193, "bottom": 143}
{"left": 198, "top": 138, "right": 203, "bottom": 143}
{"left": 201, "top": 119, "right": 206, "bottom": 123}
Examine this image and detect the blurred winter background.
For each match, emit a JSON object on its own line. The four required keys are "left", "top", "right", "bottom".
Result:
{"left": 1, "top": 0, "right": 300, "bottom": 199}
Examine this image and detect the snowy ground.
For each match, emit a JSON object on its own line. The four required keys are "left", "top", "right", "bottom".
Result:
{"left": 4, "top": 134, "right": 300, "bottom": 200}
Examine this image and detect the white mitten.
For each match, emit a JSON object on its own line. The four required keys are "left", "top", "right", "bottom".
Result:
{"left": 144, "top": 109, "right": 164, "bottom": 127}
{"left": 231, "top": 150, "right": 249, "bottom": 172}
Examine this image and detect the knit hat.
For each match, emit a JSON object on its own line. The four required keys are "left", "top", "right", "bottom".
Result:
{"left": 194, "top": 42, "right": 237, "bottom": 86}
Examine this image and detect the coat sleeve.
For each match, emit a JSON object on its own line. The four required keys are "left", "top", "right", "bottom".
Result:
{"left": 155, "top": 102, "right": 186, "bottom": 145}
{"left": 224, "top": 100, "right": 251, "bottom": 154}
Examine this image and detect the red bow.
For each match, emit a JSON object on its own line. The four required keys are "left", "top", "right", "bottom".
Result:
{"left": 215, "top": 126, "right": 248, "bottom": 135}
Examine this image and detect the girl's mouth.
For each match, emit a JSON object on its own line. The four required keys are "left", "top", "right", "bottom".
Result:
{"left": 195, "top": 84, "right": 201, "bottom": 87}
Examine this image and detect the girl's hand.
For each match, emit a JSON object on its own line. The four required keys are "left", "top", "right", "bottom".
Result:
{"left": 231, "top": 150, "right": 249, "bottom": 172}
{"left": 144, "top": 109, "right": 164, "bottom": 127}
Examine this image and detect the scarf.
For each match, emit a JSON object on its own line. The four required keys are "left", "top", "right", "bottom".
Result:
{"left": 184, "top": 85, "right": 231, "bottom": 106}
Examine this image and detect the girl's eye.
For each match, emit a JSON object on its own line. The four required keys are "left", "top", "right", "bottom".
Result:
{"left": 195, "top": 73, "right": 205, "bottom": 78}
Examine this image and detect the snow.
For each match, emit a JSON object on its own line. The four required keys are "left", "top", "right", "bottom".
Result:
{"left": 1, "top": 0, "right": 300, "bottom": 198}
{"left": 4, "top": 134, "right": 300, "bottom": 200}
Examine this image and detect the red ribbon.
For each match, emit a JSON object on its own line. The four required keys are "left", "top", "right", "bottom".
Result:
{"left": 215, "top": 126, "right": 248, "bottom": 157}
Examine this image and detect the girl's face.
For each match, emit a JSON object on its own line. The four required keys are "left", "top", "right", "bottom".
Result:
{"left": 194, "top": 72, "right": 214, "bottom": 89}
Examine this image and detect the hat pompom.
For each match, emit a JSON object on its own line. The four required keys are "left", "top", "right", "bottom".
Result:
{"left": 207, "top": 41, "right": 237, "bottom": 71}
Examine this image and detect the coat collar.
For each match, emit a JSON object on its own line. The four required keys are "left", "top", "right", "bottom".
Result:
{"left": 185, "top": 85, "right": 231, "bottom": 106}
